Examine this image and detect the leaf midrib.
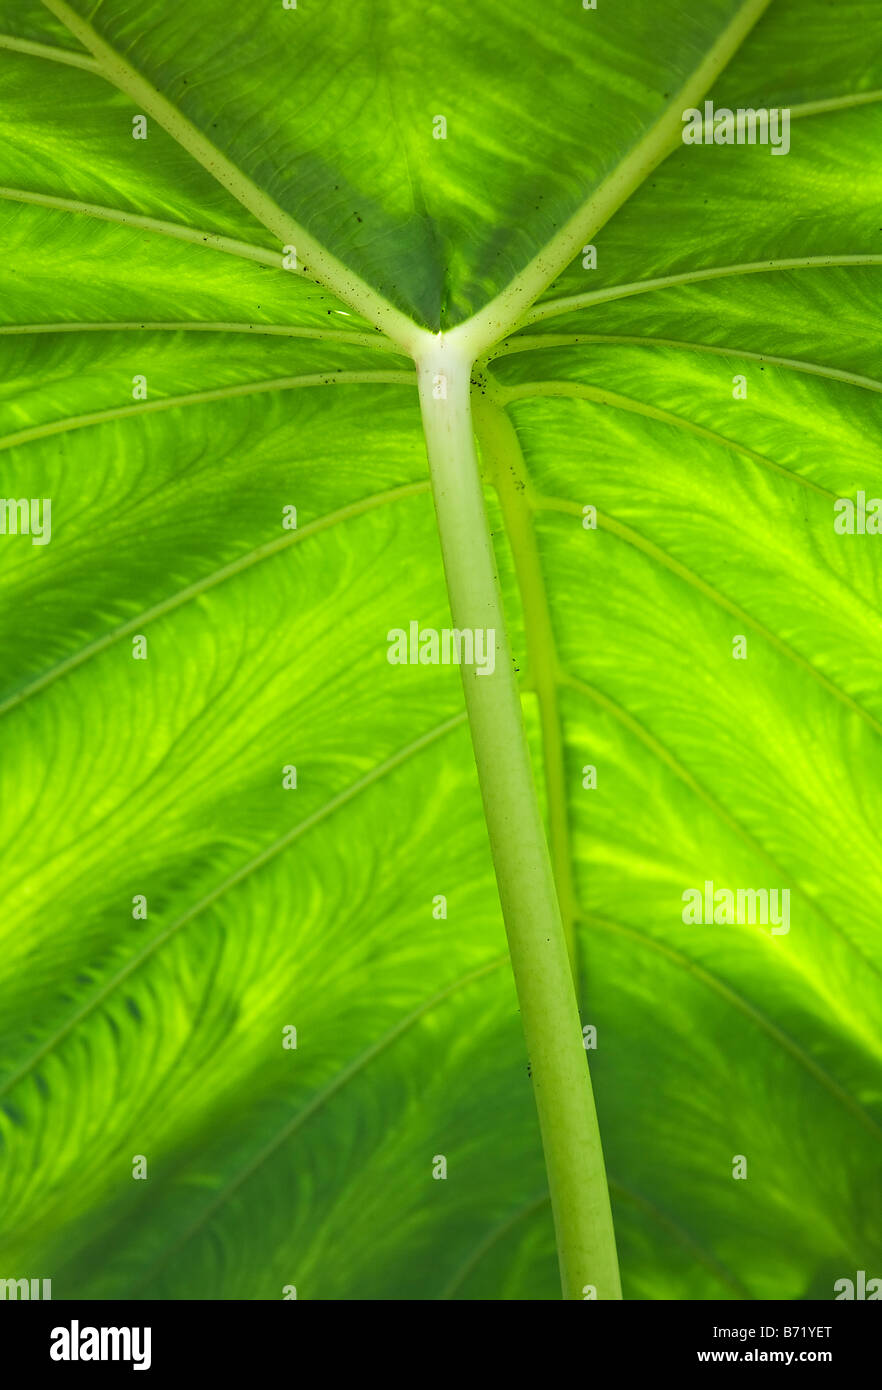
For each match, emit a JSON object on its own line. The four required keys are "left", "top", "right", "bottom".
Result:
{"left": 39, "top": 0, "right": 428, "bottom": 351}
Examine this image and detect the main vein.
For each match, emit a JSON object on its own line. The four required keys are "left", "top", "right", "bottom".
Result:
{"left": 448, "top": 0, "right": 775, "bottom": 355}
{"left": 471, "top": 389, "right": 580, "bottom": 979}
{"left": 40, "top": 0, "right": 426, "bottom": 353}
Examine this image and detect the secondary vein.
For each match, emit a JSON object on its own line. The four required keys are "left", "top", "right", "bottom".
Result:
{"left": 0, "top": 184, "right": 288, "bottom": 274}
{"left": 526, "top": 256, "right": 882, "bottom": 324}
{"left": 0, "top": 481, "right": 431, "bottom": 722}
{"left": 562, "top": 669, "right": 882, "bottom": 990}
{"left": 0, "top": 321, "right": 396, "bottom": 350}
{"left": 0, "top": 31, "right": 99, "bottom": 72}
{"left": 494, "top": 335, "right": 882, "bottom": 398}
{"left": 583, "top": 912, "right": 882, "bottom": 1142}
{"left": 0, "top": 711, "right": 471, "bottom": 1102}
{"left": 0, "top": 369, "right": 417, "bottom": 453}
{"left": 499, "top": 378, "right": 835, "bottom": 498}
{"left": 535, "top": 492, "right": 882, "bottom": 741}
{"left": 131, "top": 952, "right": 509, "bottom": 1295}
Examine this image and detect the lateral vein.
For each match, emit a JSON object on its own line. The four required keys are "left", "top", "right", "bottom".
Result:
{"left": 0, "top": 321, "right": 397, "bottom": 350}
{"left": 0, "top": 711, "right": 471, "bottom": 1101}
{"left": 494, "top": 335, "right": 882, "bottom": 397}
{"left": 0, "top": 184, "right": 289, "bottom": 274}
{"left": 132, "top": 952, "right": 509, "bottom": 1294}
{"left": 525, "top": 256, "right": 882, "bottom": 324}
{"left": 0, "top": 369, "right": 416, "bottom": 453}
{"left": 0, "top": 31, "right": 99, "bottom": 72}
{"left": 562, "top": 670, "right": 882, "bottom": 989}
{"left": 472, "top": 390, "right": 580, "bottom": 979}
{"left": 535, "top": 493, "right": 882, "bottom": 740}
{"left": 0, "top": 482, "right": 431, "bottom": 722}
{"left": 584, "top": 912, "right": 882, "bottom": 1141}
{"left": 499, "top": 378, "right": 835, "bottom": 498}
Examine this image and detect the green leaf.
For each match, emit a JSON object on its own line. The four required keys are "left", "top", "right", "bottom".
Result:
{"left": 1, "top": 0, "right": 880, "bottom": 1301}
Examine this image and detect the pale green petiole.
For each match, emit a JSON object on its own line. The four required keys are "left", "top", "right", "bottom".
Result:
{"left": 416, "top": 341, "right": 621, "bottom": 1300}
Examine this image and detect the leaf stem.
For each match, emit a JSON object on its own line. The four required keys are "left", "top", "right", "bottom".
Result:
{"left": 471, "top": 388, "right": 579, "bottom": 978}
{"left": 415, "top": 341, "right": 621, "bottom": 1300}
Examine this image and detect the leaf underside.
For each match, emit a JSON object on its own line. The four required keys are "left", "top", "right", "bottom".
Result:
{"left": 0, "top": 0, "right": 880, "bottom": 1300}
